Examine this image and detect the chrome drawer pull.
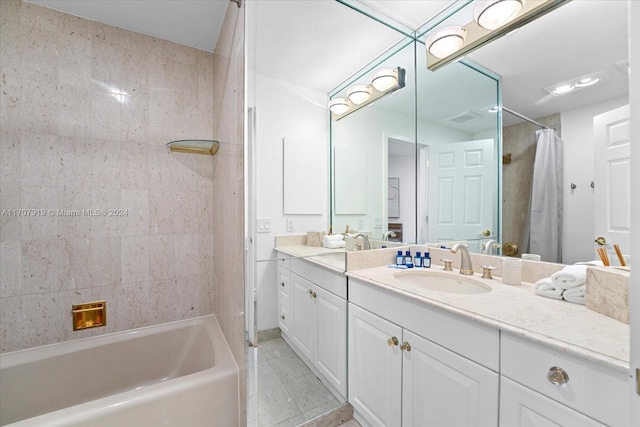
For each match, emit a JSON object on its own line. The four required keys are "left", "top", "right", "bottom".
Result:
{"left": 547, "top": 366, "right": 569, "bottom": 385}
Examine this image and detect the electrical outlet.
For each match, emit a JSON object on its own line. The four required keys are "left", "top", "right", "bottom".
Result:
{"left": 287, "top": 218, "right": 295, "bottom": 232}
{"left": 358, "top": 219, "right": 364, "bottom": 230}
{"left": 257, "top": 218, "right": 271, "bottom": 233}
{"left": 374, "top": 217, "right": 382, "bottom": 228}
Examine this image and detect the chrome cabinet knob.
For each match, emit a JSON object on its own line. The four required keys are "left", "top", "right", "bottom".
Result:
{"left": 400, "top": 341, "right": 412, "bottom": 352}
{"left": 388, "top": 336, "right": 399, "bottom": 347}
{"left": 547, "top": 366, "right": 569, "bottom": 385}
{"left": 281, "top": 281, "right": 285, "bottom": 287}
{"left": 281, "top": 314, "right": 285, "bottom": 320}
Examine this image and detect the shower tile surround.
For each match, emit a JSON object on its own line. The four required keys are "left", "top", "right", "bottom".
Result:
{"left": 0, "top": 0, "right": 244, "bottom": 390}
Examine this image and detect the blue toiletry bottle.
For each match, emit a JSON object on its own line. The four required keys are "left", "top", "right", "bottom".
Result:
{"left": 423, "top": 251, "right": 431, "bottom": 268}
{"left": 414, "top": 251, "right": 423, "bottom": 268}
{"left": 396, "top": 250, "right": 404, "bottom": 265}
{"left": 404, "top": 251, "right": 413, "bottom": 268}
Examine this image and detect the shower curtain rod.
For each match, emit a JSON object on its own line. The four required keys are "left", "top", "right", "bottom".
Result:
{"left": 502, "top": 107, "right": 550, "bottom": 129}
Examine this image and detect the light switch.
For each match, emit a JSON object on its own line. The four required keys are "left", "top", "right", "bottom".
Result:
{"left": 258, "top": 218, "right": 271, "bottom": 233}
{"left": 287, "top": 218, "right": 295, "bottom": 232}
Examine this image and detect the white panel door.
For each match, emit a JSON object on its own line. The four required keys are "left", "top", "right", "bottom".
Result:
{"left": 349, "top": 304, "right": 402, "bottom": 427}
{"left": 594, "top": 105, "right": 630, "bottom": 259}
{"left": 291, "top": 273, "right": 314, "bottom": 362}
{"left": 314, "top": 286, "right": 347, "bottom": 399}
{"left": 402, "top": 329, "right": 498, "bottom": 427}
{"left": 428, "top": 139, "right": 496, "bottom": 252}
{"left": 500, "top": 377, "right": 606, "bottom": 427}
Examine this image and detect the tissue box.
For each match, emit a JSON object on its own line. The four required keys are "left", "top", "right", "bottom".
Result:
{"left": 585, "top": 266, "right": 629, "bottom": 324}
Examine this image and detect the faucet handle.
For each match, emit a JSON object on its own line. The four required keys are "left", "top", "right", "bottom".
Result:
{"left": 440, "top": 258, "right": 453, "bottom": 271}
{"left": 481, "top": 265, "right": 496, "bottom": 279}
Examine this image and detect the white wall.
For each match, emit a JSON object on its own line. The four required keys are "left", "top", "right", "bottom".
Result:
{"left": 254, "top": 74, "right": 328, "bottom": 331}
{"left": 560, "top": 96, "right": 628, "bottom": 263}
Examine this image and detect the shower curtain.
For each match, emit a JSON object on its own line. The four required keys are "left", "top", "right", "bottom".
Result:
{"left": 522, "top": 128, "right": 564, "bottom": 263}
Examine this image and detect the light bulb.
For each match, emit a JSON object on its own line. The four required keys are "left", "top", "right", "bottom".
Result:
{"left": 370, "top": 68, "right": 398, "bottom": 92}
{"left": 474, "top": 0, "right": 523, "bottom": 30}
{"left": 346, "top": 85, "right": 372, "bottom": 105}
{"left": 425, "top": 26, "right": 466, "bottom": 59}
{"left": 328, "top": 98, "right": 350, "bottom": 115}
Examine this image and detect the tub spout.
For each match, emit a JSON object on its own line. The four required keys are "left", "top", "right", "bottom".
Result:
{"left": 451, "top": 243, "right": 473, "bottom": 275}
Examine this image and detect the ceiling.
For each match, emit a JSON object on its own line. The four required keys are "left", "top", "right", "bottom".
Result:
{"left": 28, "top": 0, "right": 629, "bottom": 129}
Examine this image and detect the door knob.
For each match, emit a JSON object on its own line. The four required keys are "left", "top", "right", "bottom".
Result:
{"left": 481, "top": 229, "right": 491, "bottom": 237}
{"left": 595, "top": 236, "right": 607, "bottom": 245}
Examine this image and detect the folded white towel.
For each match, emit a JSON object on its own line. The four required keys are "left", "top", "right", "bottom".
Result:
{"left": 574, "top": 260, "right": 604, "bottom": 266}
{"left": 562, "top": 285, "right": 585, "bottom": 304}
{"left": 534, "top": 278, "right": 563, "bottom": 300}
{"left": 551, "top": 265, "right": 587, "bottom": 289}
{"left": 322, "top": 234, "right": 344, "bottom": 247}
{"left": 322, "top": 240, "right": 345, "bottom": 249}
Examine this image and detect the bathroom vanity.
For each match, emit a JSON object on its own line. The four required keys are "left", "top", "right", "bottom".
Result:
{"left": 346, "top": 258, "right": 629, "bottom": 427}
{"left": 275, "top": 245, "right": 348, "bottom": 402}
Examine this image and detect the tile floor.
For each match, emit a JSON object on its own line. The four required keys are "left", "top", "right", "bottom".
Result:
{"left": 247, "top": 337, "right": 342, "bottom": 427}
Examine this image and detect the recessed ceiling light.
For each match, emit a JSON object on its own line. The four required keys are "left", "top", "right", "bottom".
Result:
{"left": 574, "top": 77, "right": 600, "bottom": 88}
{"left": 551, "top": 84, "right": 575, "bottom": 95}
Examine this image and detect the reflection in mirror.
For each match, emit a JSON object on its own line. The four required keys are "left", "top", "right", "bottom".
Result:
{"left": 466, "top": 0, "right": 629, "bottom": 263}
{"left": 330, "top": 41, "right": 500, "bottom": 252}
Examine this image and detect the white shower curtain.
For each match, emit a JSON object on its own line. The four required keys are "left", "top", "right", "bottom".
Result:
{"left": 523, "top": 128, "right": 564, "bottom": 263}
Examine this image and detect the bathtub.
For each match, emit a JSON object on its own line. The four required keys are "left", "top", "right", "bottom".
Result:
{"left": 0, "top": 315, "right": 239, "bottom": 426}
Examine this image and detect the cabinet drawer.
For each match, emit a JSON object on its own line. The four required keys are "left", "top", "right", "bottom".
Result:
{"left": 278, "top": 299, "right": 290, "bottom": 335}
{"left": 500, "top": 377, "right": 605, "bottom": 427}
{"left": 501, "top": 333, "right": 629, "bottom": 427}
{"left": 277, "top": 266, "right": 291, "bottom": 302}
{"left": 291, "top": 258, "right": 346, "bottom": 298}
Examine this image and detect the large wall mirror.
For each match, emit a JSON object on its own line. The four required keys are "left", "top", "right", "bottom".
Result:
{"left": 330, "top": 0, "right": 629, "bottom": 261}
{"left": 330, "top": 41, "right": 500, "bottom": 253}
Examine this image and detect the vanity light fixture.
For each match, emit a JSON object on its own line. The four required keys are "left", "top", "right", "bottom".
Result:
{"left": 474, "top": 0, "right": 524, "bottom": 30}
{"left": 346, "top": 84, "right": 372, "bottom": 105}
{"left": 424, "top": 0, "right": 569, "bottom": 71}
{"left": 425, "top": 26, "right": 466, "bottom": 59}
{"left": 370, "top": 68, "right": 400, "bottom": 91}
{"left": 328, "top": 98, "right": 351, "bottom": 115}
{"left": 329, "top": 66, "right": 406, "bottom": 121}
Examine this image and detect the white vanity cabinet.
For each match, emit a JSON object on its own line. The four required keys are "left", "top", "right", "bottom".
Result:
{"left": 278, "top": 257, "right": 347, "bottom": 401}
{"left": 499, "top": 333, "right": 629, "bottom": 427}
{"left": 348, "top": 279, "right": 499, "bottom": 427}
{"left": 277, "top": 259, "right": 291, "bottom": 335}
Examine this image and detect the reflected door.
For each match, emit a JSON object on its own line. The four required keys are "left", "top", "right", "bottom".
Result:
{"left": 428, "top": 139, "right": 496, "bottom": 252}
{"left": 594, "top": 105, "right": 631, "bottom": 258}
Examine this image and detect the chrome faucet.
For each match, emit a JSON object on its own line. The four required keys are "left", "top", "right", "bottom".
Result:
{"left": 353, "top": 233, "right": 371, "bottom": 250}
{"left": 451, "top": 243, "right": 473, "bottom": 275}
{"left": 482, "top": 239, "right": 501, "bottom": 255}
{"left": 382, "top": 231, "right": 397, "bottom": 241}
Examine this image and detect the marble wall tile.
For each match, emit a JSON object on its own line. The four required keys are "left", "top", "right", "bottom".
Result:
{"left": 0, "top": 0, "right": 231, "bottom": 371}
{"left": 585, "top": 267, "right": 629, "bottom": 324}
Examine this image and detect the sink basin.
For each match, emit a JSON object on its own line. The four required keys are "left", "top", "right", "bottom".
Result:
{"left": 393, "top": 270, "right": 491, "bottom": 295}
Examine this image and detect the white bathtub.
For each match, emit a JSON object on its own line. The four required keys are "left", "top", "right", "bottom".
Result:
{"left": 0, "top": 315, "right": 239, "bottom": 427}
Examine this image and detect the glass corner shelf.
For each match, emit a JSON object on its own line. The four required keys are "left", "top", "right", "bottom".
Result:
{"left": 166, "top": 139, "right": 220, "bottom": 155}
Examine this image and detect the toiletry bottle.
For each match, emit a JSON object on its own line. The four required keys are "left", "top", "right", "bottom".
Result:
{"left": 414, "top": 251, "right": 423, "bottom": 268}
{"left": 404, "top": 250, "right": 413, "bottom": 268}
{"left": 423, "top": 251, "right": 431, "bottom": 268}
{"left": 396, "top": 250, "right": 404, "bottom": 266}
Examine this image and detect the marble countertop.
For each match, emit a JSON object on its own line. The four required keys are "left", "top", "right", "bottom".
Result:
{"left": 347, "top": 265, "right": 630, "bottom": 372}
{"left": 275, "top": 245, "right": 346, "bottom": 273}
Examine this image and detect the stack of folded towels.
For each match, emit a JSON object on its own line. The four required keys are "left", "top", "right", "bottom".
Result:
{"left": 322, "top": 234, "right": 345, "bottom": 249}
{"left": 534, "top": 265, "right": 587, "bottom": 304}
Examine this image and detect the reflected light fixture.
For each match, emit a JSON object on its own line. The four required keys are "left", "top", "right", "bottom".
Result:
{"left": 328, "top": 98, "right": 351, "bottom": 115}
{"left": 370, "top": 68, "right": 399, "bottom": 91}
{"left": 425, "top": 26, "right": 466, "bottom": 59}
{"left": 574, "top": 77, "right": 600, "bottom": 88}
{"left": 474, "top": 0, "right": 524, "bottom": 30}
{"left": 329, "top": 67, "right": 406, "bottom": 121}
{"left": 346, "top": 84, "right": 372, "bottom": 105}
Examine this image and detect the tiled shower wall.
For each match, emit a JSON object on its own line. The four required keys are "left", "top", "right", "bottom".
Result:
{"left": 0, "top": 0, "right": 223, "bottom": 352}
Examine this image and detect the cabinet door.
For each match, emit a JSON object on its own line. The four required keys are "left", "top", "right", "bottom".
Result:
{"left": 349, "top": 304, "right": 402, "bottom": 427}
{"left": 314, "top": 286, "right": 347, "bottom": 398}
{"left": 291, "top": 273, "right": 314, "bottom": 361}
{"left": 402, "top": 329, "right": 498, "bottom": 427}
{"left": 500, "top": 377, "right": 606, "bottom": 427}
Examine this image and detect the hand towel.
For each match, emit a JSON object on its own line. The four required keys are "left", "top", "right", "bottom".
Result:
{"left": 322, "top": 234, "right": 344, "bottom": 247}
{"left": 562, "top": 284, "right": 585, "bottom": 304}
{"left": 534, "top": 277, "right": 563, "bottom": 300}
{"left": 551, "top": 265, "right": 587, "bottom": 289}
{"left": 322, "top": 240, "right": 345, "bottom": 249}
